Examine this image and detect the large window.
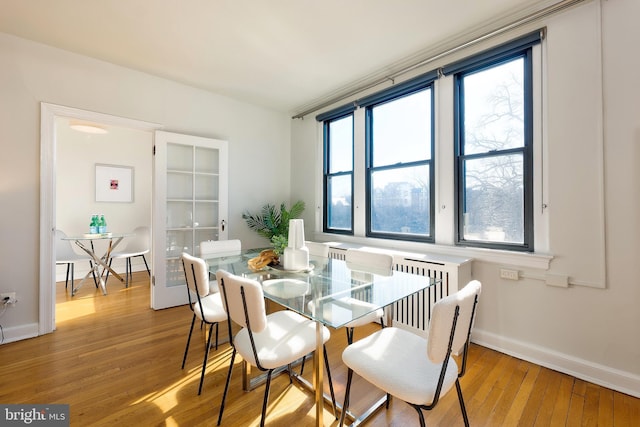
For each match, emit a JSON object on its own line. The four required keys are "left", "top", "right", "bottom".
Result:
{"left": 323, "top": 113, "right": 354, "bottom": 233}
{"left": 318, "top": 31, "right": 541, "bottom": 252}
{"left": 366, "top": 87, "right": 434, "bottom": 241}
{"left": 450, "top": 41, "right": 536, "bottom": 251}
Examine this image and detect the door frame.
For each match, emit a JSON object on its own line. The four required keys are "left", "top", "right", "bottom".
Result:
{"left": 39, "top": 102, "right": 162, "bottom": 334}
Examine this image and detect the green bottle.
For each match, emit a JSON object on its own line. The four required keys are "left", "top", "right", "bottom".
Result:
{"left": 90, "top": 215, "right": 98, "bottom": 234}
{"left": 98, "top": 215, "right": 107, "bottom": 234}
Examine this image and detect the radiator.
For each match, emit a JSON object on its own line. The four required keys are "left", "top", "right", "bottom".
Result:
{"left": 328, "top": 246, "right": 472, "bottom": 338}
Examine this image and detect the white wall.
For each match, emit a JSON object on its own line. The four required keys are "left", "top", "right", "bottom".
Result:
{"left": 1, "top": 0, "right": 638, "bottom": 399}
{"left": 291, "top": 0, "right": 640, "bottom": 397}
{"left": 0, "top": 32, "right": 291, "bottom": 338}
{"left": 55, "top": 118, "right": 152, "bottom": 279}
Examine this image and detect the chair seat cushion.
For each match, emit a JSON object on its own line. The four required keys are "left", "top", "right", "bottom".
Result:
{"left": 193, "top": 292, "right": 227, "bottom": 323}
{"left": 342, "top": 327, "right": 459, "bottom": 406}
{"left": 109, "top": 249, "right": 149, "bottom": 259}
{"left": 235, "top": 310, "right": 330, "bottom": 370}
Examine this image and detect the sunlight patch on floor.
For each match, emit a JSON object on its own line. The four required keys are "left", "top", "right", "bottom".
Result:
{"left": 55, "top": 297, "right": 97, "bottom": 323}
{"left": 129, "top": 347, "right": 234, "bottom": 415}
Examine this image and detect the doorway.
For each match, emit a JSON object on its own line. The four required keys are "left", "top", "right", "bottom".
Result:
{"left": 40, "top": 103, "right": 162, "bottom": 334}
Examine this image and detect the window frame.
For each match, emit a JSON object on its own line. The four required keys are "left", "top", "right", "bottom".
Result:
{"left": 364, "top": 85, "right": 436, "bottom": 243}
{"left": 321, "top": 111, "right": 355, "bottom": 235}
{"left": 316, "top": 30, "right": 543, "bottom": 254}
{"left": 452, "top": 48, "right": 535, "bottom": 252}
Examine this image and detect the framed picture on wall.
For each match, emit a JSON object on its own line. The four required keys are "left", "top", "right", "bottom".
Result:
{"left": 95, "top": 164, "right": 134, "bottom": 202}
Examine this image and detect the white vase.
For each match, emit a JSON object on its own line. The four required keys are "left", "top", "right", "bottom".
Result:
{"left": 282, "top": 219, "right": 309, "bottom": 270}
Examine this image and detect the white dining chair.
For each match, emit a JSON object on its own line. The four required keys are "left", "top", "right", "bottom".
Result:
{"left": 339, "top": 280, "right": 482, "bottom": 427}
{"left": 199, "top": 239, "right": 242, "bottom": 285}
{"left": 181, "top": 253, "right": 228, "bottom": 395}
{"left": 105, "top": 225, "right": 150, "bottom": 287}
{"left": 215, "top": 269, "right": 336, "bottom": 427}
{"left": 341, "top": 248, "right": 394, "bottom": 344}
{"left": 305, "top": 240, "right": 330, "bottom": 258}
{"left": 55, "top": 229, "right": 97, "bottom": 294}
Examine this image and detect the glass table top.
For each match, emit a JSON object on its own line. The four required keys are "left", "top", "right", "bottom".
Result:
{"left": 205, "top": 248, "right": 439, "bottom": 329}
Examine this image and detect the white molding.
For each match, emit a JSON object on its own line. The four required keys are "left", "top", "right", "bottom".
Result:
{"left": 0, "top": 323, "right": 39, "bottom": 345}
{"left": 472, "top": 329, "right": 640, "bottom": 398}
{"left": 40, "top": 102, "right": 161, "bottom": 336}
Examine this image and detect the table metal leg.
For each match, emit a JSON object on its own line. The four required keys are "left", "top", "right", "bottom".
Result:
{"left": 314, "top": 321, "right": 324, "bottom": 427}
{"left": 72, "top": 237, "right": 126, "bottom": 296}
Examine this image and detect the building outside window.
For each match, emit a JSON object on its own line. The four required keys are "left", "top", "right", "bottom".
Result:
{"left": 365, "top": 86, "right": 434, "bottom": 242}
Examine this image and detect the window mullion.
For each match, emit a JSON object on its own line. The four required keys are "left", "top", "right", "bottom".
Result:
{"left": 352, "top": 107, "right": 367, "bottom": 236}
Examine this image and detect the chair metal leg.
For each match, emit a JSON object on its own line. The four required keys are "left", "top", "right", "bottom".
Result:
{"left": 64, "top": 264, "right": 71, "bottom": 289}
{"left": 413, "top": 405, "right": 426, "bottom": 427}
{"left": 260, "top": 370, "right": 274, "bottom": 427}
{"left": 346, "top": 327, "right": 355, "bottom": 344}
{"left": 90, "top": 261, "right": 98, "bottom": 288}
{"left": 299, "top": 354, "right": 306, "bottom": 375}
{"left": 141, "top": 254, "right": 150, "bottom": 275}
{"left": 70, "top": 264, "right": 75, "bottom": 295}
{"left": 198, "top": 323, "right": 215, "bottom": 395}
{"left": 181, "top": 314, "right": 196, "bottom": 369}
{"left": 214, "top": 322, "right": 219, "bottom": 350}
{"left": 323, "top": 345, "right": 337, "bottom": 418}
{"left": 339, "top": 368, "right": 354, "bottom": 427}
{"left": 217, "top": 348, "right": 236, "bottom": 426}
{"left": 125, "top": 258, "right": 131, "bottom": 287}
{"left": 455, "top": 379, "right": 470, "bottom": 427}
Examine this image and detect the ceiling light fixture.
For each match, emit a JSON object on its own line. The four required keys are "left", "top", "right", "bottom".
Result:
{"left": 69, "top": 120, "right": 108, "bottom": 134}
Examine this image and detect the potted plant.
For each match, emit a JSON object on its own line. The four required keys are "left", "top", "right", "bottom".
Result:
{"left": 242, "top": 200, "right": 305, "bottom": 256}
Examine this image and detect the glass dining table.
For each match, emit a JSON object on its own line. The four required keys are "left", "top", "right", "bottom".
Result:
{"left": 62, "top": 233, "right": 131, "bottom": 296}
{"left": 205, "top": 248, "right": 440, "bottom": 426}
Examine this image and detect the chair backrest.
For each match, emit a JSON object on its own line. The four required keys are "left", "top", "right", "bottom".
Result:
{"left": 55, "top": 229, "right": 78, "bottom": 261}
{"left": 181, "top": 252, "right": 210, "bottom": 297}
{"left": 305, "top": 241, "right": 329, "bottom": 258}
{"left": 122, "top": 226, "right": 150, "bottom": 254}
{"left": 345, "top": 248, "right": 394, "bottom": 276}
{"left": 216, "top": 269, "right": 267, "bottom": 333}
{"left": 427, "top": 280, "right": 481, "bottom": 363}
{"left": 199, "top": 239, "right": 241, "bottom": 258}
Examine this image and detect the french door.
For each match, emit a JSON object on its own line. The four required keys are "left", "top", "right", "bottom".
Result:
{"left": 152, "top": 131, "right": 228, "bottom": 309}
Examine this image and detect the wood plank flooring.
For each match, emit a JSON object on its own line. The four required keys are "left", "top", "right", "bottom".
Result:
{"left": 0, "top": 272, "right": 638, "bottom": 426}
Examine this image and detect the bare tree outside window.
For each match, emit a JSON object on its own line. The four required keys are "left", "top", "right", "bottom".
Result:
{"left": 461, "top": 58, "right": 526, "bottom": 244}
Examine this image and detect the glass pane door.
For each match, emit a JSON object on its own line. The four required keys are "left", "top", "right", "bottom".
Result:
{"left": 153, "top": 131, "right": 228, "bottom": 309}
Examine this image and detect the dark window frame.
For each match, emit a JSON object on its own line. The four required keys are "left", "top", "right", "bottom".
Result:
{"left": 452, "top": 47, "right": 535, "bottom": 252}
{"left": 364, "top": 83, "right": 436, "bottom": 243}
{"left": 320, "top": 109, "right": 355, "bottom": 235}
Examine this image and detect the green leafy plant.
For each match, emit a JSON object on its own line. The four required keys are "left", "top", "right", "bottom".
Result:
{"left": 242, "top": 201, "right": 305, "bottom": 255}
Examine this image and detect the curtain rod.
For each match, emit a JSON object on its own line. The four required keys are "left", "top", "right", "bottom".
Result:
{"left": 292, "top": 0, "right": 587, "bottom": 119}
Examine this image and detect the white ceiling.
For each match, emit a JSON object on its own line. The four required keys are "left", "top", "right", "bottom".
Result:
{"left": 0, "top": 0, "right": 561, "bottom": 115}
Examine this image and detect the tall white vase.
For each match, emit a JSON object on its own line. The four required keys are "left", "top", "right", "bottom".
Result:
{"left": 282, "top": 219, "right": 309, "bottom": 270}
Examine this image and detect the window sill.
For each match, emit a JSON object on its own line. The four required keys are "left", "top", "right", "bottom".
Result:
{"left": 314, "top": 233, "right": 553, "bottom": 270}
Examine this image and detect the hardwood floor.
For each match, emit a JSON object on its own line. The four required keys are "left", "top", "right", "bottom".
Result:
{"left": 0, "top": 272, "right": 638, "bottom": 426}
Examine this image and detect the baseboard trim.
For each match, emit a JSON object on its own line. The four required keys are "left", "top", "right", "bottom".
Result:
{"left": 471, "top": 329, "right": 640, "bottom": 398}
{"left": 0, "top": 322, "right": 39, "bottom": 345}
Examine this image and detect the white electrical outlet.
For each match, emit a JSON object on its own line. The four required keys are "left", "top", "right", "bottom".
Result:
{"left": 1, "top": 292, "right": 17, "bottom": 304}
{"left": 500, "top": 269, "right": 519, "bottom": 280}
